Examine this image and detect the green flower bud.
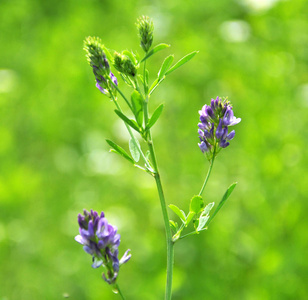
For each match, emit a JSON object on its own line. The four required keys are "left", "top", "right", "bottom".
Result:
{"left": 84, "top": 36, "right": 110, "bottom": 77}
{"left": 136, "top": 16, "right": 154, "bottom": 53}
{"left": 113, "top": 52, "right": 137, "bottom": 77}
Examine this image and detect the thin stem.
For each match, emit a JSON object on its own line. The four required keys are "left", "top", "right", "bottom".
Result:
{"left": 198, "top": 155, "right": 215, "bottom": 196}
{"left": 149, "top": 141, "right": 174, "bottom": 300}
{"left": 142, "top": 57, "right": 174, "bottom": 299}
{"left": 179, "top": 231, "right": 198, "bottom": 240}
{"left": 114, "top": 283, "right": 126, "bottom": 300}
{"left": 111, "top": 79, "right": 133, "bottom": 110}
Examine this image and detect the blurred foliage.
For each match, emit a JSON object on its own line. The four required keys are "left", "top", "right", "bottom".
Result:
{"left": 0, "top": 0, "right": 308, "bottom": 299}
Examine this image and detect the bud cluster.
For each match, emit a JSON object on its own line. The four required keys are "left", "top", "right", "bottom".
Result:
{"left": 136, "top": 16, "right": 154, "bottom": 52}
{"left": 75, "top": 209, "right": 131, "bottom": 284}
{"left": 198, "top": 97, "right": 241, "bottom": 160}
{"left": 113, "top": 52, "right": 137, "bottom": 77}
{"left": 84, "top": 36, "right": 118, "bottom": 97}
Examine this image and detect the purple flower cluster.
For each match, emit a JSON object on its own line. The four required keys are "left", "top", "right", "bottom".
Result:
{"left": 75, "top": 209, "right": 131, "bottom": 284}
{"left": 95, "top": 71, "right": 118, "bottom": 95}
{"left": 84, "top": 36, "right": 118, "bottom": 97}
{"left": 198, "top": 97, "right": 241, "bottom": 159}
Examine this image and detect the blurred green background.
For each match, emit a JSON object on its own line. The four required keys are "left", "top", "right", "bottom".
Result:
{"left": 0, "top": 0, "right": 307, "bottom": 299}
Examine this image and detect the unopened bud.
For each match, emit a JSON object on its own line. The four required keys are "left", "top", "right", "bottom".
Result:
{"left": 136, "top": 16, "right": 154, "bottom": 53}
{"left": 113, "top": 52, "right": 137, "bottom": 77}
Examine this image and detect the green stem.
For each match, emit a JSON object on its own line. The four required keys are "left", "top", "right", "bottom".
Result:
{"left": 198, "top": 155, "right": 215, "bottom": 196}
{"left": 148, "top": 140, "right": 174, "bottom": 300}
{"left": 111, "top": 80, "right": 133, "bottom": 111}
{"left": 143, "top": 67, "right": 174, "bottom": 298}
{"left": 114, "top": 283, "right": 126, "bottom": 300}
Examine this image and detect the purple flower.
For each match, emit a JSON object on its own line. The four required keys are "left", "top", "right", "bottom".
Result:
{"left": 75, "top": 209, "right": 131, "bottom": 284}
{"left": 222, "top": 106, "right": 241, "bottom": 126}
{"left": 198, "top": 97, "right": 240, "bottom": 159}
{"left": 95, "top": 72, "right": 118, "bottom": 95}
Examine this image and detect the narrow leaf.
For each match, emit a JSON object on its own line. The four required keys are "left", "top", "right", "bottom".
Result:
{"left": 149, "top": 78, "right": 164, "bottom": 96}
{"left": 122, "top": 50, "right": 138, "bottom": 65}
{"left": 165, "top": 51, "right": 198, "bottom": 75}
{"left": 197, "top": 215, "right": 210, "bottom": 231}
{"left": 131, "top": 90, "right": 144, "bottom": 127}
{"left": 185, "top": 211, "right": 195, "bottom": 226}
{"left": 169, "top": 204, "right": 186, "bottom": 223}
{"left": 196, "top": 202, "right": 215, "bottom": 231}
{"left": 102, "top": 46, "right": 113, "bottom": 63}
{"left": 149, "top": 78, "right": 159, "bottom": 92}
{"left": 140, "top": 44, "right": 170, "bottom": 63}
{"left": 129, "top": 138, "right": 141, "bottom": 162}
{"left": 106, "top": 139, "right": 134, "bottom": 164}
{"left": 158, "top": 55, "right": 174, "bottom": 80}
{"left": 189, "top": 195, "right": 204, "bottom": 214}
{"left": 145, "top": 69, "right": 149, "bottom": 86}
{"left": 202, "top": 202, "right": 215, "bottom": 216}
{"left": 207, "top": 183, "right": 237, "bottom": 226}
{"left": 146, "top": 104, "right": 164, "bottom": 130}
{"left": 114, "top": 110, "right": 141, "bottom": 133}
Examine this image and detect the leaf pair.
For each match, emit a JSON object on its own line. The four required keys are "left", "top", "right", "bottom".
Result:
{"left": 106, "top": 138, "right": 142, "bottom": 164}
{"left": 149, "top": 51, "right": 199, "bottom": 95}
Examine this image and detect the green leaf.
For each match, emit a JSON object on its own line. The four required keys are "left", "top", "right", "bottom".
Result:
{"left": 146, "top": 104, "right": 164, "bottom": 130}
{"left": 129, "top": 138, "right": 141, "bottom": 162}
{"left": 185, "top": 211, "right": 195, "bottom": 226}
{"left": 145, "top": 69, "right": 149, "bottom": 86}
{"left": 165, "top": 51, "right": 198, "bottom": 75}
{"left": 196, "top": 215, "right": 210, "bottom": 231}
{"left": 169, "top": 220, "right": 178, "bottom": 234}
{"left": 202, "top": 202, "right": 215, "bottom": 216}
{"left": 189, "top": 195, "right": 204, "bottom": 214}
{"left": 158, "top": 55, "right": 174, "bottom": 80}
{"left": 149, "top": 78, "right": 159, "bottom": 92}
{"left": 208, "top": 183, "right": 237, "bottom": 226}
{"left": 131, "top": 90, "right": 144, "bottom": 127}
{"left": 140, "top": 44, "right": 170, "bottom": 63}
{"left": 196, "top": 202, "right": 215, "bottom": 231}
{"left": 102, "top": 46, "right": 114, "bottom": 63}
{"left": 106, "top": 139, "right": 134, "bottom": 164}
{"left": 114, "top": 110, "right": 141, "bottom": 133}
{"left": 169, "top": 204, "right": 186, "bottom": 223}
{"left": 122, "top": 50, "right": 138, "bottom": 65}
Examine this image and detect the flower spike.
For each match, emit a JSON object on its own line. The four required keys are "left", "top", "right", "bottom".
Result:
{"left": 75, "top": 209, "right": 131, "bottom": 285}
{"left": 198, "top": 97, "right": 241, "bottom": 160}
